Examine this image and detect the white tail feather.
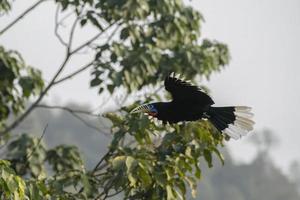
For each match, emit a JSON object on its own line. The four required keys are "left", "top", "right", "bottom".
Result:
{"left": 234, "top": 111, "right": 254, "bottom": 119}
{"left": 223, "top": 127, "right": 240, "bottom": 140}
{"left": 234, "top": 120, "right": 254, "bottom": 131}
{"left": 235, "top": 106, "right": 252, "bottom": 112}
{"left": 236, "top": 116, "right": 255, "bottom": 126}
{"left": 228, "top": 124, "right": 248, "bottom": 137}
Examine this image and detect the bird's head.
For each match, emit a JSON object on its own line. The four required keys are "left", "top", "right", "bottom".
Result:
{"left": 130, "top": 103, "right": 158, "bottom": 117}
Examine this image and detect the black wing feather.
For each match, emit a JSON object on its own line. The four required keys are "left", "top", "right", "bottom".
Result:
{"left": 164, "top": 74, "right": 214, "bottom": 105}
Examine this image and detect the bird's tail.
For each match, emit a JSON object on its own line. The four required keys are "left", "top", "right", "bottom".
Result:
{"left": 207, "top": 106, "right": 254, "bottom": 139}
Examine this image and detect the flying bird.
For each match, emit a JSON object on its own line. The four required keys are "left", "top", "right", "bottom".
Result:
{"left": 130, "top": 73, "right": 254, "bottom": 139}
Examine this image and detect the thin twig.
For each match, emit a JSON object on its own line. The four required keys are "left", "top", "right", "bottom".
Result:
{"left": 36, "top": 104, "right": 110, "bottom": 136}
{"left": 92, "top": 152, "right": 110, "bottom": 173}
{"left": 99, "top": 175, "right": 122, "bottom": 200}
{"left": 70, "top": 21, "right": 119, "bottom": 54}
{"left": 105, "top": 189, "right": 124, "bottom": 198}
{"left": 36, "top": 104, "right": 99, "bottom": 116}
{"left": 53, "top": 61, "right": 94, "bottom": 85}
{"left": 26, "top": 124, "right": 48, "bottom": 161}
{"left": 58, "top": 10, "right": 75, "bottom": 25}
{"left": 55, "top": 5, "right": 68, "bottom": 47}
{"left": 78, "top": 152, "right": 110, "bottom": 194}
{"left": 0, "top": 0, "right": 46, "bottom": 36}
{"left": 54, "top": 24, "right": 120, "bottom": 85}
{"left": 67, "top": 10, "right": 80, "bottom": 53}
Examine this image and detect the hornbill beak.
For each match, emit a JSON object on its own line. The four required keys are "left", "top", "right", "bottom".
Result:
{"left": 130, "top": 104, "right": 151, "bottom": 114}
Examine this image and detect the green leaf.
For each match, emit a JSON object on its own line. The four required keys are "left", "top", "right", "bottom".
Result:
{"left": 120, "top": 27, "right": 129, "bottom": 40}
{"left": 126, "top": 156, "right": 137, "bottom": 172}
{"left": 166, "top": 185, "right": 176, "bottom": 200}
{"left": 138, "top": 167, "right": 152, "bottom": 187}
{"left": 185, "top": 176, "right": 197, "bottom": 198}
{"left": 212, "top": 147, "right": 225, "bottom": 165}
{"left": 90, "top": 78, "right": 102, "bottom": 87}
{"left": 81, "top": 173, "right": 92, "bottom": 197}
{"left": 111, "top": 156, "right": 126, "bottom": 170}
{"left": 203, "top": 149, "right": 213, "bottom": 168}
{"left": 80, "top": 18, "right": 87, "bottom": 27}
{"left": 128, "top": 172, "right": 137, "bottom": 187}
{"left": 19, "top": 77, "right": 34, "bottom": 97}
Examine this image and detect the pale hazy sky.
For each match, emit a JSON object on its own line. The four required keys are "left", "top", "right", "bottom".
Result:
{"left": 1, "top": 0, "right": 300, "bottom": 174}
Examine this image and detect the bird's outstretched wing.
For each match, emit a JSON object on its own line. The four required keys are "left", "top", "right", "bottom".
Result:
{"left": 164, "top": 74, "right": 214, "bottom": 105}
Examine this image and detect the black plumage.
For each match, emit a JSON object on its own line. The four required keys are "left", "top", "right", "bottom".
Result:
{"left": 131, "top": 74, "right": 254, "bottom": 139}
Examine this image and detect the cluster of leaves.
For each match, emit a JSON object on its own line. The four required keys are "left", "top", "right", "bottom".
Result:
{"left": 0, "top": 46, "right": 44, "bottom": 131}
{"left": 97, "top": 105, "right": 225, "bottom": 199}
{"left": 0, "top": 0, "right": 12, "bottom": 14}
{"left": 54, "top": 0, "right": 229, "bottom": 94}
{"left": 90, "top": 0, "right": 229, "bottom": 93}
{"left": 1, "top": 133, "right": 93, "bottom": 199}
{"left": 0, "top": 102, "right": 225, "bottom": 200}
{"left": 0, "top": 160, "right": 26, "bottom": 199}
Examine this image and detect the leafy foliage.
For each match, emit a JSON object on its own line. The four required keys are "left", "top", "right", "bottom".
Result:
{"left": 88, "top": 0, "right": 229, "bottom": 93}
{"left": 99, "top": 106, "right": 225, "bottom": 199}
{"left": 0, "top": 160, "right": 26, "bottom": 199}
{"left": 55, "top": 0, "right": 229, "bottom": 94}
{"left": 7, "top": 134, "right": 46, "bottom": 178}
{"left": 0, "top": 46, "right": 44, "bottom": 131}
{"left": 1, "top": 134, "right": 92, "bottom": 199}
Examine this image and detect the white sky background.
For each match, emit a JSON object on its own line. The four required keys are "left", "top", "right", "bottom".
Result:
{"left": 1, "top": 0, "right": 300, "bottom": 174}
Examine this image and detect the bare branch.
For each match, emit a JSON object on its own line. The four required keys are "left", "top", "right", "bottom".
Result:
{"left": 92, "top": 152, "right": 110, "bottom": 173}
{"left": 53, "top": 61, "right": 94, "bottom": 85}
{"left": 36, "top": 104, "right": 99, "bottom": 117}
{"left": 35, "top": 104, "right": 111, "bottom": 136}
{"left": 54, "top": 5, "right": 68, "bottom": 47}
{"left": 67, "top": 10, "right": 80, "bottom": 53}
{"left": 53, "top": 23, "right": 120, "bottom": 85}
{"left": 71, "top": 21, "right": 120, "bottom": 54}
{"left": 0, "top": 0, "right": 46, "bottom": 36}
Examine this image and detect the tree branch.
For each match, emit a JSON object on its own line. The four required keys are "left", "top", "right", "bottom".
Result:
{"left": 35, "top": 104, "right": 110, "bottom": 136}
{"left": 105, "top": 188, "right": 124, "bottom": 199}
{"left": 54, "top": 5, "right": 68, "bottom": 47}
{"left": 53, "top": 61, "right": 94, "bottom": 85}
{"left": 0, "top": 13, "right": 116, "bottom": 136}
{"left": 0, "top": 55, "right": 71, "bottom": 136}
{"left": 70, "top": 21, "right": 119, "bottom": 55}
{"left": 36, "top": 104, "right": 99, "bottom": 117}
{"left": 53, "top": 23, "right": 120, "bottom": 85}
{"left": 67, "top": 9, "right": 80, "bottom": 53}
{"left": 0, "top": 0, "right": 46, "bottom": 36}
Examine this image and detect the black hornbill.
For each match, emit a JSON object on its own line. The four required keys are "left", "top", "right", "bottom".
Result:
{"left": 131, "top": 73, "right": 254, "bottom": 139}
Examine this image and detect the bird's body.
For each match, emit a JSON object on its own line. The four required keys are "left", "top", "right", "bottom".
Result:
{"left": 151, "top": 101, "right": 208, "bottom": 124}
{"left": 131, "top": 73, "right": 254, "bottom": 139}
